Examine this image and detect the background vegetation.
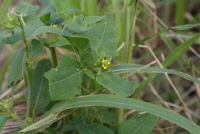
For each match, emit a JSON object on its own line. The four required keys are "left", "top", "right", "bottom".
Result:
{"left": 0, "top": 0, "right": 200, "bottom": 134}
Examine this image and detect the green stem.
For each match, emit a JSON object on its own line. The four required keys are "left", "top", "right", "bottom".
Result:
{"left": 117, "top": 108, "right": 124, "bottom": 133}
{"left": 36, "top": 36, "right": 58, "bottom": 68}
{"left": 12, "top": 108, "right": 29, "bottom": 126}
{"left": 18, "top": 16, "right": 32, "bottom": 121}
{"left": 111, "top": 0, "right": 122, "bottom": 45}
{"left": 48, "top": 47, "right": 58, "bottom": 68}
{"left": 126, "top": 0, "right": 139, "bottom": 63}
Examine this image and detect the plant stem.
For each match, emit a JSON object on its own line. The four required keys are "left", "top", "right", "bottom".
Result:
{"left": 18, "top": 16, "right": 33, "bottom": 121}
{"left": 126, "top": 0, "right": 139, "bottom": 63}
{"left": 49, "top": 47, "right": 58, "bottom": 68}
{"left": 36, "top": 36, "right": 58, "bottom": 68}
{"left": 12, "top": 108, "right": 29, "bottom": 126}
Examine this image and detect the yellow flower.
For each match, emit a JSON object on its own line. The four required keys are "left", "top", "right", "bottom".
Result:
{"left": 51, "top": 24, "right": 58, "bottom": 28}
{"left": 102, "top": 59, "right": 110, "bottom": 69}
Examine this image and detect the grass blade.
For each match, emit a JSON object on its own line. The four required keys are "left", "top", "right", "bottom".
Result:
{"left": 22, "top": 95, "right": 200, "bottom": 134}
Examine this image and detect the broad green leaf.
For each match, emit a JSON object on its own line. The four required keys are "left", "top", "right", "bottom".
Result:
{"left": 7, "top": 48, "right": 26, "bottom": 85}
{"left": 2, "top": 33, "right": 22, "bottom": 45}
{"left": 28, "top": 26, "right": 63, "bottom": 46}
{"left": 45, "top": 67, "right": 82, "bottom": 100}
{"left": 83, "top": 22, "right": 118, "bottom": 65}
{"left": 45, "top": 66, "right": 82, "bottom": 100}
{"left": 14, "top": 15, "right": 44, "bottom": 37}
{"left": 84, "top": 16, "right": 106, "bottom": 24}
{"left": 119, "top": 113, "right": 159, "bottom": 134}
{"left": 60, "top": 117, "right": 83, "bottom": 132}
{"left": 63, "top": 36, "right": 89, "bottom": 53}
{"left": 38, "top": 95, "right": 200, "bottom": 134}
{"left": 76, "top": 124, "right": 114, "bottom": 134}
{"left": 96, "top": 72, "right": 137, "bottom": 97}
{"left": 110, "top": 64, "right": 200, "bottom": 84}
{"left": 17, "top": 3, "right": 39, "bottom": 16}
{"left": 81, "top": 107, "right": 117, "bottom": 124}
{"left": 85, "top": 22, "right": 118, "bottom": 58}
{"left": 0, "top": 114, "right": 8, "bottom": 132}
{"left": 31, "top": 59, "right": 52, "bottom": 117}
{"left": 23, "top": 15, "right": 44, "bottom": 37}
{"left": 63, "top": 15, "right": 87, "bottom": 31}
{"left": 29, "top": 39, "right": 43, "bottom": 58}
{"left": 58, "top": 55, "right": 81, "bottom": 69}
{"left": 52, "top": 0, "right": 70, "bottom": 20}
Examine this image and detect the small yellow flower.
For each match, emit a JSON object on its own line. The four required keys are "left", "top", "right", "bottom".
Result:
{"left": 102, "top": 59, "right": 110, "bottom": 69}
{"left": 51, "top": 24, "right": 58, "bottom": 28}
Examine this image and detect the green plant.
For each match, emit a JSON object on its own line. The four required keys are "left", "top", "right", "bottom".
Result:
{"left": 0, "top": 0, "right": 200, "bottom": 134}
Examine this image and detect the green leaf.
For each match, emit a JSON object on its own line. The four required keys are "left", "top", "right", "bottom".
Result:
{"left": 50, "top": 37, "right": 71, "bottom": 47}
{"left": 96, "top": 72, "right": 136, "bottom": 97}
{"left": 32, "top": 59, "right": 52, "bottom": 117}
{"left": 63, "top": 36, "right": 89, "bottom": 53}
{"left": 39, "top": 95, "right": 200, "bottom": 134}
{"left": 28, "top": 26, "right": 63, "bottom": 46}
{"left": 14, "top": 15, "right": 44, "bottom": 37}
{"left": 110, "top": 64, "right": 200, "bottom": 84}
{"left": 84, "top": 16, "right": 106, "bottom": 24}
{"left": 85, "top": 22, "right": 118, "bottom": 58}
{"left": 17, "top": 3, "right": 39, "bottom": 16}
{"left": 2, "top": 33, "right": 22, "bottom": 45}
{"left": 58, "top": 55, "right": 81, "bottom": 69}
{"left": 20, "top": 112, "right": 67, "bottom": 133}
{"left": 85, "top": 69, "right": 95, "bottom": 79}
{"left": 171, "top": 24, "right": 200, "bottom": 30}
{"left": 76, "top": 124, "right": 114, "bottom": 134}
{"left": 60, "top": 117, "right": 83, "bottom": 132}
{"left": 62, "top": 15, "right": 87, "bottom": 31}
{"left": 38, "top": 0, "right": 54, "bottom": 18}
{"left": 52, "top": 0, "right": 70, "bottom": 20}
{"left": 45, "top": 56, "right": 82, "bottom": 100}
{"left": 0, "top": 114, "right": 8, "bottom": 132}
{"left": 45, "top": 67, "right": 82, "bottom": 100}
{"left": 29, "top": 39, "right": 43, "bottom": 58}
{"left": 7, "top": 48, "right": 26, "bottom": 85}
{"left": 119, "top": 113, "right": 159, "bottom": 134}
{"left": 83, "top": 22, "right": 118, "bottom": 65}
